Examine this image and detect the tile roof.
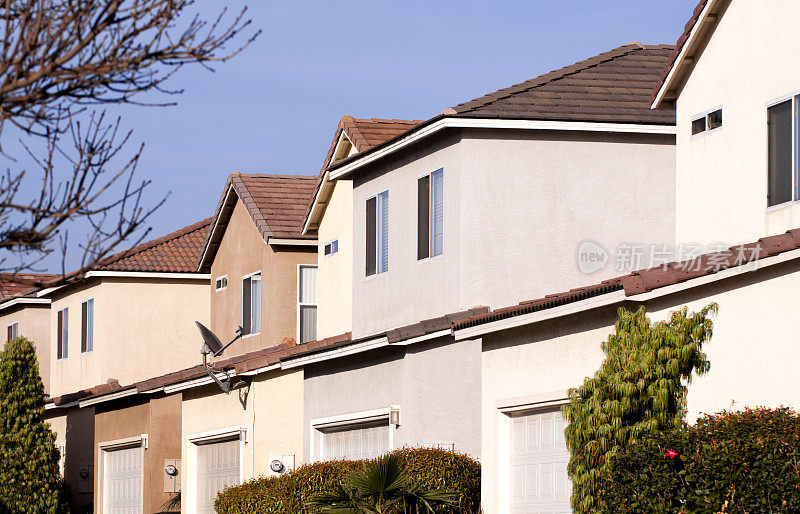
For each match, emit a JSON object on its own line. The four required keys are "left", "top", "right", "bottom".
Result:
{"left": 200, "top": 173, "right": 318, "bottom": 271}
{"left": 447, "top": 43, "right": 676, "bottom": 125}
{"left": 0, "top": 273, "right": 59, "bottom": 298}
{"left": 453, "top": 229, "right": 800, "bottom": 330}
{"left": 96, "top": 217, "right": 212, "bottom": 273}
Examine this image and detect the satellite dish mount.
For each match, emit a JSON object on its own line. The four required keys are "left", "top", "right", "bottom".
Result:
{"left": 195, "top": 321, "right": 250, "bottom": 393}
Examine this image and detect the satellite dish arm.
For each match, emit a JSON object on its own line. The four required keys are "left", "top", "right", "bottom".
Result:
{"left": 202, "top": 351, "right": 231, "bottom": 393}
{"left": 215, "top": 326, "right": 244, "bottom": 356}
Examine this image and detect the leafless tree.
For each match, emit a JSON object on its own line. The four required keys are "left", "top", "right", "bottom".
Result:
{"left": 0, "top": 0, "right": 259, "bottom": 287}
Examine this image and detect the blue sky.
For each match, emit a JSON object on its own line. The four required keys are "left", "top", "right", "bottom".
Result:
{"left": 6, "top": 1, "right": 698, "bottom": 272}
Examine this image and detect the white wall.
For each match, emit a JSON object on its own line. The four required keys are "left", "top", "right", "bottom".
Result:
{"left": 351, "top": 128, "right": 675, "bottom": 338}
{"left": 317, "top": 179, "right": 353, "bottom": 339}
{"left": 675, "top": 0, "right": 800, "bottom": 246}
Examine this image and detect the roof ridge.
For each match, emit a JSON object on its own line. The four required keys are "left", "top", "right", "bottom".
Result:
{"left": 450, "top": 43, "right": 655, "bottom": 114}
{"left": 233, "top": 172, "right": 316, "bottom": 180}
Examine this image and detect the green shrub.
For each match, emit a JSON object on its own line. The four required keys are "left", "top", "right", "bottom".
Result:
{"left": 600, "top": 407, "right": 800, "bottom": 513}
{"left": 215, "top": 447, "right": 481, "bottom": 513}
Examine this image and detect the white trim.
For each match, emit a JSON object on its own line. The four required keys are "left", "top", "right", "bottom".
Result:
{"left": 162, "top": 370, "right": 235, "bottom": 395}
{"left": 45, "top": 400, "right": 78, "bottom": 410}
{"left": 330, "top": 118, "right": 676, "bottom": 179}
{"left": 215, "top": 274, "right": 228, "bottom": 292}
{"left": 85, "top": 271, "right": 211, "bottom": 280}
{"left": 198, "top": 184, "right": 237, "bottom": 269}
{"left": 0, "top": 297, "right": 49, "bottom": 312}
{"left": 281, "top": 335, "right": 388, "bottom": 369}
{"left": 303, "top": 170, "right": 331, "bottom": 235}
{"left": 99, "top": 433, "right": 148, "bottom": 451}
{"left": 268, "top": 238, "right": 318, "bottom": 247}
{"left": 496, "top": 390, "right": 569, "bottom": 414}
{"left": 242, "top": 270, "right": 262, "bottom": 336}
{"left": 309, "top": 407, "right": 395, "bottom": 462}
{"left": 651, "top": 0, "right": 719, "bottom": 108}
{"left": 188, "top": 425, "right": 248, "bottom": 445}
{"left": 297, "top": 264, "right": 318, "bottom": 343}
{"left": 186, "top": 425, "right": 248, "bottom": 514}
{"left": 79, "top": 388, "right": 138, "bottom": 408}
{"left": 454, "top": 290, "right": 627, "bottom": 341}
{"left": 238, "top": 362, "right": 281, "bottom": 377}
{"left": 391, "top": 329, "right": 451, "bottom": 346}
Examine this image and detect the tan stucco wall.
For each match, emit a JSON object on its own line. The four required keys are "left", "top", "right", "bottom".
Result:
{"left": 94, "top": 394, "right": 182, "bottom": 514}
{"left": 317, "top": 179, "right": 353, "bottom": 338}
{"left": 49, "top": 277, "right": 209, "bottom": 398}
{"left": 46, "top": 407, "right": 95, "bottom": 513}
{"left": 0, "top": 304, "right": 51, "bottom": 393}
{"left": 480, "top": 259, "right": 800, "bottom": 513}
{"left": 180, "top": 369, "right": 304, "bottom": 513}
{"left": 209, "top": 199, "right": 317, "bottom": 354}
{"left": 675, "top": 0, "right": 800, "bottom": 246}
{"left": 352, "top": 129, "right": 676, "bottom": 337}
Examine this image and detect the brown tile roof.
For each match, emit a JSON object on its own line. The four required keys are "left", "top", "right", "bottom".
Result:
{"left": 454, "top": 229, "right": 800, "bottom": 330}
{"left": 448, "top": 43, "right": 676, "bottom": 125}
{"left": 650, "top": 0, "right": 728, "bottom": 107}
{"left": 199, "top": 173, "right": 318, "bottom": 271}
{"left": 0, "top": 273, "right": 59, "bottom": 298}
{"left": 96, "top": 217, "right": 212, "bottom": 273}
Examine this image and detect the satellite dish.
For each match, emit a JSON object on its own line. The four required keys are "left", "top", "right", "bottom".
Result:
{"left": 194, "top": 321, "right": 246, "bottom": 393}
{"left": 195, "top": 321, "right": 224, "bottom": 356}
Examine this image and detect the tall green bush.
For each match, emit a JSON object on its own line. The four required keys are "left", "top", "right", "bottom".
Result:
{"left": 562, "top": 304, "right": 717, "bottom": 513}
{"left": 215, "top": 447, "right": 481, "bottom": 513}
{"left": 0, "top": 337, "right": 68, "bottom": 513}
{"left": 601, "top": 407, "right": 800, "bottom": 513}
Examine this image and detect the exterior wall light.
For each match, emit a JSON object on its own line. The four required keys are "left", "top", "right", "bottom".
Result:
{"left": 390, "top": 405, "right": 401, "bottom": 426}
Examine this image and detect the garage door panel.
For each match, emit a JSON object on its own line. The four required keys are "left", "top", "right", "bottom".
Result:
{"left": 105, "top": 446, "right": 143, "bottom": 513}
{"left": 510, "top": 408, "right": 571, "bottom": 513}
{"left": 197, "top": 439, "right": 240, "bottom": 514}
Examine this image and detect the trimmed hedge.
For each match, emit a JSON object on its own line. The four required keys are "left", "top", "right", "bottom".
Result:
{"left": 215, "top": 447, "right": 481, "bottom": 513}
{"left": 600, "top": 407, "right": 800, "bottom": 513}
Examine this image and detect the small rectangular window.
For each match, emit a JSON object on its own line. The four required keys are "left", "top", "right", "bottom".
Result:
{"left": 366, "top": 191, "right": 389, "bottom": 276}
{"left": 691, "top": 116, "right": 706, "bottom": 135}
{"left": 418, "top": 169, "right": 444, "bottom": 260}
{"left": 324, "top": 240, "right": 339, "bottom": 256}
{"left": 691, "top": 108, "right": 723, "bottom": 136}
{"left": 242, "top": 273, "right": 261, "bottom": 335}
{"left": 707, "top": 109, "right": 722, "bottom": 130}
{"left": 298, "top": 265, "right": 318, "bottom": 343}
{"left": 768, "top": 99, "right": 793, "bottom": 207}
{"left": 81, "top": 299, "right": 93, "bottom": 353}
{"left": 7, "top": 322, "right": 18, "bottom": 342}
{"left": 215, "top": 276, "right": 228, "bottom": 291}
{"left": 57, "top": 308, "right": 68, "bottom": 360}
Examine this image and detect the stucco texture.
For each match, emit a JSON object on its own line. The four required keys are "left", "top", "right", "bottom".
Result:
{"left": 0, "top": 304, "right": 51, "bottom": 393}
{"left": 180, "top": 369, "right": 304, "bottom": 513}
{"left": 317, "top": 179, "right": 353, "bottom": 339}
{"left": 351, "top": 128, "right": 675, "bottom": 338}
{"left": 209, "top": 199, "right": 317, "bottom": 353}
{"left": 675, "top": 0, "right": 800, "bottom": 246}
{"left": 303, "top": 336, "right": 482, "bottom": 461}
{"left": 46, "top": 406, "right": 95, "bottom": 513}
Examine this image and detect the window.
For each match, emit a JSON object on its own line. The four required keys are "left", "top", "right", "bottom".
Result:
{"left": 242, "top": 272, "right": 261, "bottom": 335}
{"left": 768, "top": 96, "right": 800, "bottom": 207}
{"left": 57, "top": 308, "right": 68, "bottom": 360}
{"left": 81, "top": 298, "right": 94, "bottom": 353}
{"left": 366, "top": 191, "right": 389, "bottom": 276}
{"left": 323, "top": 239, "right": 339, "bottom": 256}
{"left": 298, "top": 265, "right": 318, "bottom": 343}
{"left": 215, "top": 276, "right": 228, "bottom": 291}
{"left": 418, "top": 168, "right": 444, "bottom": 260}
{"left": 691, "top": 108, "right": 722, "bottom": 136}
{"left": 6, "top": 322, "right": 18, "bottom": 342}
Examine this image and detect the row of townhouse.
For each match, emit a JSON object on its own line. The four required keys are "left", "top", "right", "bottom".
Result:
{"left": 1, "top": 1, "right": 799, "bottom": 512}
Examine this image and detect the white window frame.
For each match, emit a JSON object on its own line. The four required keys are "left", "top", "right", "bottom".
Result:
{"left": 186, "top": 426, "right": 247, "bottom": 514}
{"left": 323, "top": 238, "right": 339, "bottom": 257}
{"left": 365, "top": 189, "right": 389, "bottom": 278}
{"left": 690, "top": 105, "right": 723, "bottom": 139}
{"left": 242, "top": 271, "right": 261, "bottom": 338}
{"left": 6, "top": 322, "right": 18, "bottom": 342}
{"left": 81, "top": 297, "right": 94, "bottom": 354}
{"left": 766, "top": 92, "right": 800, "bottom": 210}
{"left": 416, "top": 168, "right": 444, "bottom": 261}
{"left": 99, "top": 434, "right": 148, "bottom": 514}
{"left": 215, "top": 275, "right": 228, "bottom": 292}
{"left": 297, "top": 264, "right": 318, "bottom": 344}
{"left": 309, "top": 406, "right": 400, "bottom": 462}
{"left": 495, "top": 391, "right": 569, "bottom": 514}
{"left": 57, "top": 307, "right": 68, "bottom": 361}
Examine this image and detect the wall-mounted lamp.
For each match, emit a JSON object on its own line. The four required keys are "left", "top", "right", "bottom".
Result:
{"left": 390, "top": 405, "right": 401, "bottom": 426}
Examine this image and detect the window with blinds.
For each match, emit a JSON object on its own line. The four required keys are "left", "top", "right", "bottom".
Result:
{"left": 768, "top": 98, "right": 796, "bottom": 207}
{"left": 81, "top": 298, "right": 94, "bottom": 353}
{"left": 6, "top": 322, "right": 18, "bottom": 342}
{"left": 298, "top": 265, "right": 318, "bottom": 343}
{"left": 418, "top": 168, "right": 444, "bottom": 260}
{"left": 242, "top": 272, "right": 261, "bottom": 335}
{"left": 366, "top": 191, "right": 389, "bottom": 276}
{"left": 57, "top": 307, "right": 68, "bottom": 360}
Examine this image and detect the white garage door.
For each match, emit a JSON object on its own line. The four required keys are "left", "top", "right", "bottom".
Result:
{"left": 196, "top": 439, "right": 241, "bottom": 513}
{"left": 510, "top": 409, "right": 571, "bottom": 513}
{"left": 323, "top": 422, "right": 389, "bottom": 461}
{"left": 104, "top": 446, "right": 143, "bottom": 514}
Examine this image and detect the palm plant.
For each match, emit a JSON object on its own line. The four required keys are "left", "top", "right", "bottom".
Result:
{"left": 306, "top": 453, "right": 457, "bottom": 513}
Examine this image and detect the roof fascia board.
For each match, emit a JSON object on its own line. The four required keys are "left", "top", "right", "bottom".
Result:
{"left": 390, "top": 329, "right": 451, "bottom": 346}
{"left": 0, "top": 297, "right": 50, "bottom": 311}
{"left": 268, "top": 238, "right": 318, "bottom": 247}
{"left": 302, "top": 170, "right": 329, "bottom": 235}
{"left": 453, "top": 290, "right": 628, "bottom": 341}
{"left": 281, "top": 336, "right": 389, "bottom": 369}
{"left": 329, "top": 118, "right": 676, "bottom": 180}
{"left": 86, "top": 271, "right": 211, "bottom": 280}
{"left": 45, "top": 400, "right": 78, "bottom": 410}
{"left": 79, "top": 388, "right": 138, "bottom": 408}
{"left": 197, "top": 184, "right": 237, "bottom": 271}
{"left": 651, "top": 0, "right": 719, "bottom": 108}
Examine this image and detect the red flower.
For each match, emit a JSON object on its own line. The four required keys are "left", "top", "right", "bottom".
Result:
{"left": 664, "top": 450, "right": 679, "bottom": 459}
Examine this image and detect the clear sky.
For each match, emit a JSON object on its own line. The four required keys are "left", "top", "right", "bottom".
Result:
{"left": 10, "top": 0, "right": 699, "bottom": 272}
